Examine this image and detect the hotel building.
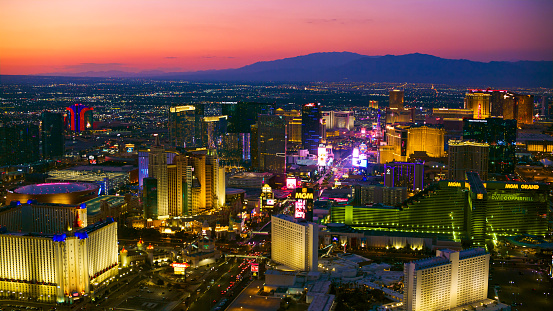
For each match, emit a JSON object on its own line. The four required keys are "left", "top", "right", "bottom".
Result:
{"left": 271, "top": 214, "right": 318, "bottom": 271}
{"left": 404, "top": 248, "right": 489, "bottom": 311}
{"left": 330, "top": 176, "right": 548, "bottom": 247}
{"left": 0, "top": 210, "right": 118, "bottom": 303}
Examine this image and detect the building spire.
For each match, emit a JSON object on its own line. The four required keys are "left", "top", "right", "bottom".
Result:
{"left": 154, "top": 134, "right": 161, "bottom": 147}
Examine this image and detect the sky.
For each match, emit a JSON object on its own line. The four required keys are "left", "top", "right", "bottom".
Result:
{"left": 1, "top": 0, "right": 552, "bottom": 75}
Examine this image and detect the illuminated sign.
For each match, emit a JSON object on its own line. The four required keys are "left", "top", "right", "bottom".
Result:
{"left": 504, "top": 184, "right": 539, "bottom": 190}
{"left": 286, "top": 177, "right": 297, "bottom": 189}
{"left": 318, "top": 145, "right": 327, "bottom": 166}
{"left": 522, "top": 184, "right": 539, "bottom": 190}
{"left": 171, "top": 262, "right": 190, "bottom": 269}
{"left": 448, "top": 182, "right": 462, "bottom": 187}
{"left": 295, "top": 192, "right": 314, "bottom": 200}
{"left": 251, "top": 263, "right": 259, "bottom": 272}
{"left": 295, "top": 200, "right": 306, "bottom": 219}
{"left": 266, "top": 199, "right": 275, "bottom": 205}
{"left": 490, "top": 194, "right": 534, "bottom": 202}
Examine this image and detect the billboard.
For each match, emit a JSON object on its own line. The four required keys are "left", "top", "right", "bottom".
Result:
{"left": 286, "top": 177, "right": 297, "bottom": 189}
{"left": 295, "top": 200, "right": 306, "bottom": 219}
{"left": 251, "top": 263, "right": 259, "bottom": 272}
{"left": 318, "top": 145, "right": 327, "bottom": 166}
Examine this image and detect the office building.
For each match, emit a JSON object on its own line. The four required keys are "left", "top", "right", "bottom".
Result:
{"left": 0, "top": 199, "right": 118, "bottom": 303}
{"left": 302, "top": 103, "right": 322, "bottom": 155}
{"left": 330, "top": 177, "right": 548, "bottom": 247}
{"left": 465, "top": 92, "right": 491, "bottom": 119}
{"left": 448, "top": 140, "right": 489, "bottom": 181}
{"left": 0, "top": 123, "right": 40, "bottom": 166}
{"left": 463, "top": 118, "right": 516, "bottom": 175}
{"left": 254, "top": 115, "right": 287, "bottom": 173}
{"left": 148, "top": 136, "right": 168, "bottom": 217}
{"left": 271, "top": 214, "right": 318, "bottom": 271}
{"left": 65, "top": 104, "right": 93, "bottom": 132}
{"left": 404, "top": 248, "right": 489, "bottom": 311}
{"left": 41, "top": 111, "right": 65, "bottom": 159}
{"left": 384, "top": 162, "right": 424, "bottom": 191}
{"left": 389, "top": 90, "right": 404, "bottom": 109}
{"left": 384, "top": 125, "right": 445, "bottom": 162}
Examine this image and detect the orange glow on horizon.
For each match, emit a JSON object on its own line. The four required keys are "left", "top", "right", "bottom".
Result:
{"left": 1, "top": 0, "right": 551, "bottom": 75}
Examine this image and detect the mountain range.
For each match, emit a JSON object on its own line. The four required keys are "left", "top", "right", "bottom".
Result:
{"left": 24, "top": 52, "right": 553, "bottom": 87}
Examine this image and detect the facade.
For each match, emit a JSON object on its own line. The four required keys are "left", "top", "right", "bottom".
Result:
{"left": 275, "top": 109, "right": 302, "bottom": 144}
{"left": 41, "top": 111, "right": 65, "bottom": 159}
{"left": 143, "top": 177, "right": 158, "bottom": 218}
{"left": 384, "top": 162, "right": 424, "bottom": 191}
{"left": 0, "top": 123, "right": 40, "bottom": 166}
{"left": 302, "top": 103, "right": 322, "bottom": 155}
{"left": 352, "top": 185, "right": 407, "bottom": 206}
{"left": 255, "top": 114, "right": 287, "bottom": 173}
{"left": 448, "top": 140, "right": 489, "bottom": 181}
{"left": 463, "top": 118, "right": 516, "bottom": 175}
{"left": 330, "top": 179, "right": 548, "bottom": 247}
{"left": 389, "top": 90, "right": 404, "bottom": 109}
{"left": 322, "top": 111, "right": 355, "bottom": 131}
{"left": 384, "top": 125, "right": 445, "bottom": 162}
{"left": 148, "top": 137, "right": 168, "bottom": 217}
{"left": 0, "top": 217, "right": 118, "bottom": 303}
{"left": 465, "top": 92, "right": 491, "bottom": 119}
{"left": 472, "top": 89, "right": 534, "bottom": 126}
{"left": 65, "top": 104, "right": 93, "bottom": 132}
{"left": 271, "top": 214, "right": 318, "bottom": 271}
{"left": 169, "top": 105, "right": 203, "bottom": 148}
{"left": 404, "top": 248, "right": 489, "bottom": 311}
{"left": 222, "top": 101, "right": 274, "bottom": 134}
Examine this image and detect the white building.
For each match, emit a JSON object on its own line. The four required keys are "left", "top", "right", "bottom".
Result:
{"left": 271, "top": 214, "right": 318, "bottom": 271}
{"left": 404, "top": 248, "right": 490, "bottom": 311}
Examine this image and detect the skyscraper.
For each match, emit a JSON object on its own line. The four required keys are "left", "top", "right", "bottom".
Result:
{"left": 448, "top": 140, "right": 489, "bottom": 181}
{"left": 0, "top": 123, "right": 40, "bottom": 166}
{"left": 255, "top": 114, "right": 287, "bottom": 173}
{"left": 389, "top": 90, "right": 404, "bottom": 109}
{"left": 271, "top": 214, "right": 318, "bottom": 271}
{"left": 169, "top": 104, "right": 204, "bottom": 148}
{"left": 301, "top": 102, "right": 322, "bottom": 155}
{"left": 66, "top": 104, "right": 93, "bottom": 132}
{"left": 41, "top": 111, "right": 65, "bottom": 159}
{"left": 463, "top": 118, "right": 516, "bottom": 175}
{"left": 148, "top": 136, "right": 168, "bottom": 217}
{"left": 465, "top": 92, "right": 491, "bottom": 119}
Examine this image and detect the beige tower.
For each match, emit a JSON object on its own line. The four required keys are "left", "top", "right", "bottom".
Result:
{"left": 148, "top": 136, "right": 168, "bottom": 217}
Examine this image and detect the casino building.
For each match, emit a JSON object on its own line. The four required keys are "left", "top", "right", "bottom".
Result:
{"left": 329, "top": 173, "right": 548, "bottom": 247}
{"left": 0, "top": 187, "right": 118, "bottom": 303}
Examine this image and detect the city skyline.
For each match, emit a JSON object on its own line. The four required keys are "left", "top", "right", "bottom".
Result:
{"left": 1, "top": 0, "right": 552, "bottom": 75}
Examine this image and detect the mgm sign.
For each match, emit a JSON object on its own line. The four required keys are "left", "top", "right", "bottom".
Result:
{"left": 294, "top": 188, "right": 314, "bottom": 220}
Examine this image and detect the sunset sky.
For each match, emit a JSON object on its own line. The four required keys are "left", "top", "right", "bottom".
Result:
{"left": 1, "top": 0, "right": 552, "bottom": 75}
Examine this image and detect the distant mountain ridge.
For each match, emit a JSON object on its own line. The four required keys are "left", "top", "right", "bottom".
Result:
{"left": 19, "top": 52, "right": 553, "bottom": 87}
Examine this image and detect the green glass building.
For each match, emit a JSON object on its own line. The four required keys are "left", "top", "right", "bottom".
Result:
{"left": 330, "top": 177, "right": 548, "bottom": 247}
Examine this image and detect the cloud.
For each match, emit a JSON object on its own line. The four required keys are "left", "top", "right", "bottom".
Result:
{"left": 305, "top": 18, "right": 373, "bottom": 25}
{"left": 164, "top": 56, "right": 178, "bottom": 59}
{"left": 200, "top": 56, "right": 236, "bottom": 59}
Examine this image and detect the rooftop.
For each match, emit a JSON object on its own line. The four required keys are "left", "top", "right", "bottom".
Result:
{"left": 13, "top": 182, "right": 98, "bottom": 195}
